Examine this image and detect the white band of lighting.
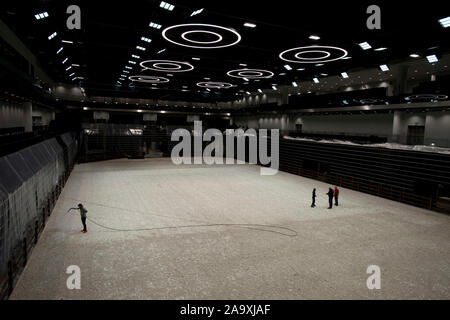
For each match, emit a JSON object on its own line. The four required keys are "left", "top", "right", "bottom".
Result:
{"left": 128, "top": 75, "right": 170, "bottom": 83}
{"left": 181, "top": 30, "right": 223, "bottom": 44}
{"left": 279, "top": 45, "right": 348, "bottom": 63}
{"left": 140, "top": 60, "right": 194, "bottom": 72}
{"left": 162, "top": 23, "right": 241, "bottom": 49}
{"left": 227, "top": 69, "right": 274, "bottom": 79}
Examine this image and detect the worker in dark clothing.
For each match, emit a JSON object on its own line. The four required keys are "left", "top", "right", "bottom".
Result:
{"left": 311, "top": 188, "right": 317, "bottom": 208}
{"left": 326, "top": 188, "right": 334, "bottom": 209}
{"left": 334, "top": 186, "right": 340, "bottom": 206}
{"left": 68, "top": 203, "right": 88, "bottom": 233}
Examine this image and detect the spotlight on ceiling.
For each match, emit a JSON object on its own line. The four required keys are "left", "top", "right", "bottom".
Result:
{"left": 136, "top": 46, "right": 146, "bottom": 51}
{"left": 48, "top": 32, "right": 57, "bottom": 40}
{"left": 341, "top": 72, "right": 349, "bottom": 78}
{"left": 292, "top": 82, "right": 298, "bottom": 87}
{"left": 438, "top": 16, "right": 450, "bottom": 28}
{"left": 409, "top": 53, "right": 420, "bottom": 58}
{"left": 149, "top": 22, "right": 162, "bottom": 29}
{"left": 35, "top": 12, "right": 49, "bottom": 20}
{"left": 358, "top": 42, "right": 371, "bottom": 50}
{"left": 257, "top": 89, "right": 263, "bottom": 93}
{"left": 379, "top": 64, "right": 389, "bottom": 71}
{"left": 132, "top": 55, "right": 140, "bottom": 59}
{"left": 190, "top": 8, "right": 204, "bottom": 16}
{"left": 426, "top": 55, "right": 438, "bottom": 63}
{"left": 141, "top": 37, "right": 152, "bottom": 43}
{"left": 309, "top": 35, "right": 320, "bottom": 40}
{"left": 313, "top": 78, "right": 319, "bottom": 83}
{"left": 244, "top": 22, "right": 257, "bottom": 28}
{"left": 284, "top": 64, "right": 292, "bottom": 70}
{"left": 272, "top": 85, "right": 277, "bottom": 90}
{"left": 160, "top": 1, "right": 175, "bottom": 11}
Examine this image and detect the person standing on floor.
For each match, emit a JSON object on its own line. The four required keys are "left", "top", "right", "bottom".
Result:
{"left": 311, "top": 188, "right": 317, "bottom": 208}
{"left": 326, "top": 187, "right": 334, "bottom": 209}
{"left": 334, "top": 186, "right": 340, "bottom": 206}
{"left": 68, "top": 203, "right": 88, "bottom": 233}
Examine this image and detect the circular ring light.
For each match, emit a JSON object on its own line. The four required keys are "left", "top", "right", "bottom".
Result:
{"left": 295, "top": 50, "right": 331, "bottom": 60}
{"left": 181, "top": 30, "right": 223, "bottom": 44}
{"left": 128, "top": 75, "right": 169, "bottom": 83}
{"left": 140, "top": 60, "right": 194, "bottom": 72}
{"left": 227, "top": 68, "right": 274, "bottom": 79}
{"left": 196, "top": 81, "right": 233, "bottom": 89}
{"left": 279, "top": 45, "right": 348, "bottom": 63}
{"left": 162, "top": 23, "right": 241, "bottom": 49}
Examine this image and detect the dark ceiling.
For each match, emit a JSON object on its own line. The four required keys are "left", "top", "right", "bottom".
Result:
{"left": 1, "top": 0, "right": 449, "bottom": 103}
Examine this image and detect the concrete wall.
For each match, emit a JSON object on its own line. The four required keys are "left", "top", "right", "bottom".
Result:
{"left": 294, "top": 114, "right": 394, "bottom": 136}
{"left": 392, "top": 111, "right": 426, "bottom": 137}
{"left": 424, "top": 112, "right": 450, "bottom": 145}
{"left": 0, "top": 100, "right": 25, "bottom": 129}
{"left": 32, "top": 106, "right": 55, "bottom": 126}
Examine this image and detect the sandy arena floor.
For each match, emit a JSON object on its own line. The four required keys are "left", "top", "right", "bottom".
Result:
{"left": 10, "top": 158, "right": 450, "bottom": 299}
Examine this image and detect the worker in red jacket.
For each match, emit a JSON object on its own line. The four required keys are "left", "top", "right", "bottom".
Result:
{"left": 334, "top": 186, "right": 340, "bottom": 206}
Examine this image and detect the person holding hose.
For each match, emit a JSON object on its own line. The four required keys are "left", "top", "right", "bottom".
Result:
{"left": 68, "top": 203, "right": 88, "bottom": 233}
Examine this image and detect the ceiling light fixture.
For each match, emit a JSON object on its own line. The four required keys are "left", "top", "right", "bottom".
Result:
{"left": 190, "top": 8, "right": 204, "bottom": 16}
{"left": 426, "top": 55, "right": 438, "bottom": 63}
{"left": 410, "top": 53, "right": 420, "bottom": 58}
{"left": 136, "top": 46, "right": 146, "bottom": 51}
{"left": 374, "top": 47, "right": 387, "bottom": 51}
{"left": 132, "top": 55, "right": 140, "bottom": 59}
{"left": 379, "top": 64, "right": 389, "bottom": 71}
{"left": 257, "top": 89, "right": 263, "bottom": 93}
{"left": 284, "top": 64, "right": 292, "bottom": 70}
{"left": 149, "top": 22, "right": 162, "bottom": 29}
{"left": 341, "top": 72, "right": 349, "bottom": 78}
{"left": 162, "top": 23, "right": 241, "bottom": 49}
{"left": 35, "top": 12, "right": 49, "bottom": 20}
{"left": 48, "top": 32, "right": 57, "bottom": 40}
{"left": 160, "top": 1, "right": 175, "bottom": 11}
{"left": 61, "top": 40, "right": 73, "bottom": 44}
{"left": 438, "top": 16, "right": 450, "bottom": 28}
{"left": 244, "top": 22, "right": 256, "bottom": 28}
{"left": 358, "top": 42, "right": 371, "bottom": 50}
{"left": 292, "top": 82, "right": 298, "bottom": 87}
{"left": 313, "top": 78, "right": 319, "bottom": 83}
{"left": 279, "top": 45, "right": 348, "bottom": 63}
{"left": 141, "top": 37, "right": 152, "bottom": 43}
{"left": 56, "top": 47, "right": 63, "bottom": 54}
{"left": 309, "top": 35, "right": 320, "bottom": 40}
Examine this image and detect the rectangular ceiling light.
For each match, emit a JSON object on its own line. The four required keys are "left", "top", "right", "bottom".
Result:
{"left": 358, "top": 42, "right": 371, "bottom": 50}
{"left": 258, "top": 89, "right": 263, "bottom": 93}
{"left": 141, "top": 37, "right": 152, "bottom": 43}
{"left": 160, "top": 1, "right": 175, "bottom": 11}
{"left": 309, "top": 35, "right": 320, "bottom": 40}
{"left": 292, "top": 82, "right": 298, "bottom": 87}
{"left": 62, "top": 57, "right": 68, "bottom": 64}
{"left": 272, "top": 85, "right": 277, "bottom": 90}
{"left": 190, "top": 8, "right": 204, "bottom": 16}
{"left": 57, "top": 47, "right": 63, "bottom": 54}
{"left": 35, "top": 12, "right": 49, "bottom": 20}
{"left": 136, "top": 46, "right": 146, "bottom": 51}
{"left": 125, "top": 66, "right": 132, "bottom": 69}
{"left": 244, "top": 22, "right": 256, "bottom": 28}
{"left": 48, "top": 32, "right": 57, "bottom": 40}
{"left": 246, "top": 91, "right": 250, "bottom": 95}
{"left": 65, "top": 66, "right": 72, "bottom": 71}
{"left": 128, "top": 60, "right": 137, "bottom": 64}
{"left": 69, "top": 72, "right": 75, "bottom": 77}
{"left": 71, "top": 64, "right": 80, "bottom": 67}
{"left": 379, "top": 64, "right": 389, "bottom": 71}
{"left": 426, "top": 55, "right": 438, "bottom": 63}
{"left": 157, "top": 49, "right": 166, "bottom": 54}
{"left": 61, "top": 40, "right": 73, "bottom": 44}
{"left": 192, "top": 57, "right": 200, "bottom": 60}
{"left": 313, "top": 77, "right": 319, "bottom": 83}
{"left": 132, "top": 55, "right": 140, "bottom": 59}
{"left": 409, "top": 53, "right": 420, "bottom": 58}
{"left": 374, "top": 47, "right": 387, "bottom": 51}
{"left": 149, "top": 22, "right": 162, "bottom": 29}
{"left": 239, "top": 63, "right": 247, "bottom": 67}
{"left": 341, "top": 72, "right": 349, "bottom": 78}
{"left": 284, "top": 64, "right": 292, "bottom": 70}
{"left": 438, "top": 16, "right": 450, "bottom": 28}
{"left": 123, "top": 70, "right": 130, "bottom": 73}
